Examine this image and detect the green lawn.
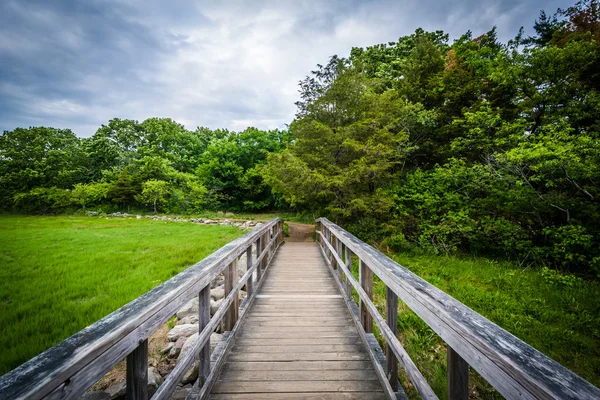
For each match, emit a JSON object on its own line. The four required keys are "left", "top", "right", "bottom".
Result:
{"left": 359, "top": 250, "right": 600, "bottom": 399}
{"left": 0, "top": 215, "right": 243, "bottom": 374}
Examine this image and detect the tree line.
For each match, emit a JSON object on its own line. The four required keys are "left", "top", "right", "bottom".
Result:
{"left": 0, "top": 119, "right": 291, "bottom": 214}
{"left": 264, "top": 0, "right": 600, "bottom": 276}
{"left": 1, "top": 1, "right": 599, "bottom": 276}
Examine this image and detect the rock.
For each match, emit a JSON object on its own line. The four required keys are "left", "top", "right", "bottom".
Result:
{"left": 171, "top": 385, "right": 192, "bottom": 400}
{"left": 81, "top": 391, "right": 111, "bottom": 400}
{"left": 169, "top": 336, "right": 187, "bottom": 358}
{"left": 148, "top": 366, "right": 163, "bottom": 395}
{"left": 210, "top": 299, "right": 223, "bottom": 316}
{"left": 177, "top": 314, "right": 198, "bottom": 325}
{"left": 210, "top": 287, "right": 225, "bottom": 301}
{"left": 211, "top": 332, "right": 223, "bottom": 351}
{"left": 86, "top": 211, "right": 99, "bottom": 216}
{"left": 160, "top": 342, "right": 174, "bottom": 355}
{"left": 161, "top": 216, "right": 168, "bottom": 221}
{"left": 136, "top": 215, "right": 142, "bottom": 219}
{"left": 181, "top": 362, "right": 198, "bottom": 384}
{"left": 203, "top": 219, "right": 216, "bottom": 224}
{"left": 176, "top": 298, "right": 199, "bottom": 319}
{"left": 255, "top": 222, "right": 263, "bottom": 228}
{"left": 167, "top": 324, "right": 199, "bottom": 342}
{"left": 106, "top": 380, "right": 126, "bottom": 399}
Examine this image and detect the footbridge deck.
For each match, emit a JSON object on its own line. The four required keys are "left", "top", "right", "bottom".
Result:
{"left": 1, "top": 218, "right": 599, "bottom": 400}
{"left": 209, "top": 242, "right": 386, "bottom": 399}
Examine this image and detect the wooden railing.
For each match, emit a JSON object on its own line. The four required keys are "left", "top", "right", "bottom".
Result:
{"left": 316, "top": 218, "right": 600, "bottom": 400}
{"left": 0, "top": 218, "right": 284, "bottom": 400}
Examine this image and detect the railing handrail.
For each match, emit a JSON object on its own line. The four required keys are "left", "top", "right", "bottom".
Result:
{"left": 316, "top": 217, "right": 600, "bottom": 400}
{"left": 0, "top": 218, "right": 283, "bottom": 400}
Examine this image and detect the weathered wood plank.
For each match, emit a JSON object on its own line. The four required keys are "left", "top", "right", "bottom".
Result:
{"left": 212, "top": 380, "right": 384, "bottom": 393}
{"left": 447, "top": 345, "right": 468, "bottom": 400}
{"left": 231, "top": 345, "right": 365, "bottom": 354}
{"left": 318, "top": 229, "right": 436, "bottom": 399}
{"left": 234, "top": 338, "right": 363, "bottom": 346}
{"left": 126, "top": 339, "right": 148, "bottom": 400}
{"left": 359, "top": 259, "right": 373, "bottom": 334}
{"left": 386, "top": 287, "right": 399, "bottom": 392}
{"left": 218, "top": 369, "right": 379, "bottom": 382}
{"left": 317, "top": 218, "right": 600, "bottom": 400}
{"left": 209, "top": 392, "right": 386, "bottom": 400}
{"left": 224, "top": 260, "right": 239, "bottom": 331}
{"left": 198, "top": 285, "right": 211, "bottom": 387}
{"left": 222, "top": 360, "right": 377, "bottom": 371}
{"left": 227, "top": 353, "right": 371, "bottom": 362}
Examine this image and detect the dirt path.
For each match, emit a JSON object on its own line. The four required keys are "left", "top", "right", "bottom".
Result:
{"left": 286, "top": 222, "right": 315, "bottom": 242}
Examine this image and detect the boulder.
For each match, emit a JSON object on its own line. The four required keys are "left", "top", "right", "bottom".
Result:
{"left": 176, "top": 298, "right": 198, "bottom": 319}
{"left": 167, "top": 324, "right": 199, "bottom": 342}
{"left": 106, "top": 380, "right": 126, "bottom": 400}
{"left": 177, "top": 314, "right": 198, "bottom": 325}
{"left": 171, "top": 385, "right": 192, "bottom": 400}
{"left": 160, "top": 342, "right": 174, "bottom": 355}
{"left": 147, "top": 366, "right": 163, "bottom": 395}
{"left": 210, "top": 299, "right": 223, "bottom": 316}
{"left": 168, "top": 336, "right": 187, "bottom": 358}
{"left": 210, "top": 287, "right": 225, "bottom": 301}
{"left": 181, "top": 363, "right": 198, "bottom": 384}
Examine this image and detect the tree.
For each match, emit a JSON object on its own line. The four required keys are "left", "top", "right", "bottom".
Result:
{"left": 70, "top": 183, "right": 109, "bottom": 212}
{"left": 137, "top": 180, "right": 169, "bottom": 213}
{"left": 0, "top": 127, "right": 86, "bottom": 210}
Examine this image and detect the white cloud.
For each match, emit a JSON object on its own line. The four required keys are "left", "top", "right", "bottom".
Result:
{"left": 0, "top": 0, "right": 568, "bottom": 136}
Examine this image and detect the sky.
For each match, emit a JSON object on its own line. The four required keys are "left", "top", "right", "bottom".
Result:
{"left": 0, "top": 0, "right": 568, "bottom": 137}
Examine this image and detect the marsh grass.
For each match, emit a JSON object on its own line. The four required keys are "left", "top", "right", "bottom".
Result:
{"left": 351, "top": 249, "right": 600, "bottom": 399}
{"left": 0, "top": 215, "right": 243, "bottom": 374}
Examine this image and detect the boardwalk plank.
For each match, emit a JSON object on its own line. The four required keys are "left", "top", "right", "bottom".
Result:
{"left": 208, "top": 242, "right": 386, "bottom": 399}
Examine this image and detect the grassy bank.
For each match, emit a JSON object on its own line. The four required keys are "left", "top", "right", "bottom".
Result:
{"left": 0, "top": 215, "right": 243, "bottom": 374}
{"left": 359, "top": 250, "right": 600, "bottom": 399}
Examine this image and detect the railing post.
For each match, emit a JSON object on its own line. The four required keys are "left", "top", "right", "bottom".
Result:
{"left": 344, "top": 245, "right": 352, "bottom": 297}
{"left": 359, "top": 259, "right": 373, "bottom": 333}
{"left": 335, "top": 237, "right": 342, "bottom": 280}
{"left": 447, "top": 345, "right": 469, "bottom": 400}
{"left": 246, "top": 246, "right": 253, "bottom": 297}
{"left": 198, "top": 284, "right": 210, "bottom": 387}
{"left": 256, "top": 238, "right": 262, "bottom": 282}
{"left": 386, "top": 286, "right": 399, "bottom": 391}
{"left": 126, "top": 339, "right": 148, "bottom": 400}
{"left": 224, "top": 259, "right": 239, "bottom": 331}
{"left": 329, "top": 234, "right": 336, "bottom": 269}
{"left": 261, "top": 232, "right": 268, "bottom": 270}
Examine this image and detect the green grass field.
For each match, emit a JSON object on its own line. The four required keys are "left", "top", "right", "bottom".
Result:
{"left": 359, "top": 250, "right": 600, "bottom": 399}
{"left": 0, "top": 215, "right": 243, "bottom": 374}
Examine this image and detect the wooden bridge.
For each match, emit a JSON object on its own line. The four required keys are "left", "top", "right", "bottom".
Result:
{"left": 1, "top": 217, "right": 599, "bottom": 399}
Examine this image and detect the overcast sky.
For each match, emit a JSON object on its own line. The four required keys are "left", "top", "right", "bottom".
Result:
{"left": 0, "top": 0, "right": 568, "bottom": 137}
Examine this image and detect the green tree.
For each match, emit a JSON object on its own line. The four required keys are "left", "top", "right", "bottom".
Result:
{"left": 137, "top": 179, "right": 169, "bottom": 213}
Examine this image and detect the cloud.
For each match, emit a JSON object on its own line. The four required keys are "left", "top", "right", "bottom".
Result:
{"left": 0, "top": 0, "right": 569, "bottom": 137}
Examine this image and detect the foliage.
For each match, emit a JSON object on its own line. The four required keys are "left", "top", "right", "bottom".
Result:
{"left": 136, "top": 179, "right": 169, "bottom": 213}
{"left": 1, "top": 121, "right": 289, "bottom": 215}
{"left": 266, "top": 0, "right": 600, "bottom": 275}
{"left": 356, "top": 250, "right": 600, "bottom": 398}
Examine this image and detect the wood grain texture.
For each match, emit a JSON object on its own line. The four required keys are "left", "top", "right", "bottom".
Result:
{"left": 317, "top": 217, "right": 600, "bottom": 400}
{"left": 447, "top": 345, "right": 468, "bottom": 400}
{"left": 208, "top": 242, "right": 385, "bottom": 399}
{"left": 126, "top": 339, "right": 148, "bottom": 400}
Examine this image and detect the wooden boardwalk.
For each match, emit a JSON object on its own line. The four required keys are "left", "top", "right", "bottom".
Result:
{"left": 209, "top": 242, "right": 386, "bottom": 399}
